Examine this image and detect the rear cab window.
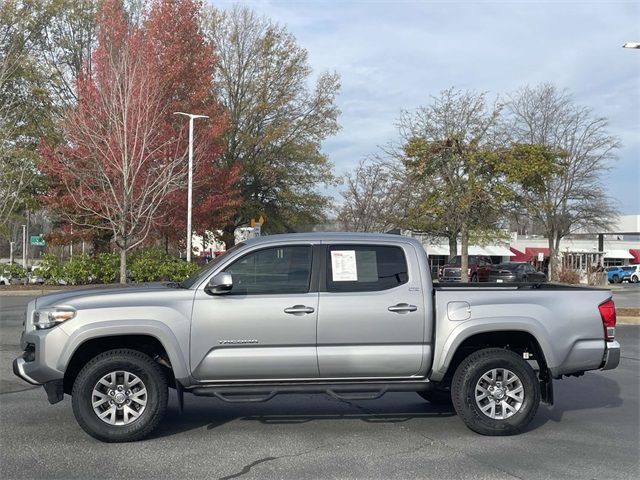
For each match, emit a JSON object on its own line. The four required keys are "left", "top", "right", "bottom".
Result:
{"left": 326, "top": 245, "right": 409, "bottom": 292}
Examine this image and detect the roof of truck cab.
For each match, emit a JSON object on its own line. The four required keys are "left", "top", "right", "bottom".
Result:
{"left": 243, "top": 232, "right": 423, "bottom": 245}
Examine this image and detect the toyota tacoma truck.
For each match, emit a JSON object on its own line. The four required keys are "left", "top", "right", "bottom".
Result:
{"left": 13, "top": 233, "right": 620, "bottom": 442}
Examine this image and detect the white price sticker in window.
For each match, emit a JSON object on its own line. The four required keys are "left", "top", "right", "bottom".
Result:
{"left": 331, "top": 250, "right": 358, "bottom": 281}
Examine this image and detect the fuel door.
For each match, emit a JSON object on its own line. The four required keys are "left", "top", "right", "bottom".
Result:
{"left": 447, "top": 301, "right": 471, "bottom": 321}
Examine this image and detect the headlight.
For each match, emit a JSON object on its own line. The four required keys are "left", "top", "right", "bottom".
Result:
{"left": 33, "top": 307, "right": 76, "bottom": 330}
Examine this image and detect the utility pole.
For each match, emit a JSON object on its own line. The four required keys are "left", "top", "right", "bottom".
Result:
{"left": 173, "top": 112, "right": 209, "bottom": 262}
{"left": 25, "top": 209, "right": 30, "bottom": 268}
{"left": 21, "top": 224, "right": 26, "bottom": 269}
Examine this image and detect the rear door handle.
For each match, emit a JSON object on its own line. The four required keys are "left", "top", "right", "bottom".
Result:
{"left": 284, "top": 305, "right": 315, "bottom": 315}
{"left": 388, "top": 303, "right": 418, "bottom": 313}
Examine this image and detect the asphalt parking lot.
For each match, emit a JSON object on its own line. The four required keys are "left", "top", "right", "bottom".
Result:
{"left": 611, "top": 282, "right": 640, "bottom": 309}
{"left": 0, "top": 295, "right": 638, "bottom": 479}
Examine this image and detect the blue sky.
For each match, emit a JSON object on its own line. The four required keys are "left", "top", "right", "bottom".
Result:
{"left": 213, "top": 0, "right": 640, "bottom": 214}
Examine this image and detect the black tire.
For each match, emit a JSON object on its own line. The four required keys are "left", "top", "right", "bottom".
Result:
{"left": 72, "top": 349, "right": 168, "bottom": 442}
{"left": 418, "top": 386, "right": 452, "bottom": 405}
{"left": 632, "top": 275, "right": 639, "bottom": 284}
{"left": 451, "top": 348, "right": 540, "bottom": 436}
{"left": 612, "top": 275, "right": 621, "bottom": 284}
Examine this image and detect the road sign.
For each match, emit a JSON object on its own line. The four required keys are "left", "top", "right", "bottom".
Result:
{"left": 30, "top": 235, "right": 45, "bottom": 247}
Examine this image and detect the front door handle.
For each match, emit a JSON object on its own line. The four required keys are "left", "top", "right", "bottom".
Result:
{"left": 284, "top": 305, "right": 315, "bottom": 315}
{"left": 388, "top": 303, "right": 418, "bottom": 313}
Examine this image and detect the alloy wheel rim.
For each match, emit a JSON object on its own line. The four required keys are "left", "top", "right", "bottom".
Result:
{"left": 474, "top": 368, "right": 524, "bottom": 420}
{"left": 92, "top": 370, "right": 148, "bottom": 426}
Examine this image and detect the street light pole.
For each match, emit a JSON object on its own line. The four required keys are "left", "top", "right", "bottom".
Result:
{"left": 21, "top": 224, "right": 26, "bottom": 269}
{"left": 173, "top": 112, "right": 209, "bottom": 262}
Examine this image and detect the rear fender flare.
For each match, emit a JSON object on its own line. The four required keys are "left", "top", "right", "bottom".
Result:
{"left": 431, "top": 317, "right": 556, "bottom": 382}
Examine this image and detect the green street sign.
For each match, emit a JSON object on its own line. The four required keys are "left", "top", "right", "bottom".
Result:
{"left": 30, "top": 235, "right": 45, "bottom": 246}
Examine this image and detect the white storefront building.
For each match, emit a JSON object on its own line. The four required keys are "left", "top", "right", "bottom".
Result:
{"left": 403, "top": 214, "right": 640, "bottom": 275}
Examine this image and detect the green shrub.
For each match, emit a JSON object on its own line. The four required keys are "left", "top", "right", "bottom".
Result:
{"left": 61, "top": 254, "right": 95, "bottom": 285}
{"left": 36, "top": 254, "right": 63, "bottom": 284}
{"left": 93, "top": 253, "right": 120, "bottom": 284}
{"left": 129, "top": 248, "right": 198, "bottom": 282}
{"left": 2, "top": 263, "right": 26, "bottom": 278}
{"left": 129, "top": 248, "right": 168, "bottom": 282}
{"left": 32, "top": 249, "right": 196, "bottom": 285}
{"left": 159, "top": 259, "right": 199, "bottom": 282}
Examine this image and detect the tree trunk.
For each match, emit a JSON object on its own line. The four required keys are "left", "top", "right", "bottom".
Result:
{"left": 119, "top": 246, "right": 127, "bottom": 284}
{"left": 547, "top": 234, "right": 562, "bottom": 282}
{"left": 460, "top": 223, "right": 469, "bottom": 283}
{"left": 448, "top": 234, "right": 458, "bottom": 262}
{"left": 221, "top": 225, "right": 235, "bottom": 249}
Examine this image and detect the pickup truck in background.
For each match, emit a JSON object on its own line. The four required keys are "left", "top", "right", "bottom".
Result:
{"left": 438, "top": 255, "right": 494, "bottom": 282}
{"left": 13, "top": 233, "right": 620, "bottom": 442}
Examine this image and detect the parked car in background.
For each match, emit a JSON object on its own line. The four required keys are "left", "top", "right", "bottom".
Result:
{"left": 438, "top": 255, "right": 493, "bottom": 282}
{"left": 488, "top": 262, "right": 547, "bottom": 283}
{"left": 606, "top": 266, "right": 636, "bottom": 284}
{"left": 626, "top": 265, "right": 640, "bottom": 283}
{"left": 0, "top": 272, "right": 11, "bottom": 285}
{"left": 606, "top": 266, "right": 626, "bottom": 284}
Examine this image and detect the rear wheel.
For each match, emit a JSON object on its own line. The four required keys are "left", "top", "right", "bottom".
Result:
{"left": 632, "top": 275, "right": 639, "bottom": 284}
{"left": 72, "top": 349, "right": 168, "bottom": 442}
{"left": 612, "top": 274, "right": 621, "bottom": 284}
{"left": 451, "top": 348, "right": 540, "bottom": 436}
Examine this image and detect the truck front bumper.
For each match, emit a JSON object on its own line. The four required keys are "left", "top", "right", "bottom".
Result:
{"left": 600, "top": 340, "right": 621, "bottom": 370}
{"left": 13, "top": 356, "right": 65, "bottom": 404}
{"left": 13, "top": 357, "right": 40, "bottom": 385}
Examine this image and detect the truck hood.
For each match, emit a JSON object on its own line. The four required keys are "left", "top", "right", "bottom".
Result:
{"left": 35, "top": 282, "right": 183, "bottom": 309}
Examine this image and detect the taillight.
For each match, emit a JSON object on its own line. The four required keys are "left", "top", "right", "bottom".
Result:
{"left": 598, "top": 299, "right": 616, "bottom": 341}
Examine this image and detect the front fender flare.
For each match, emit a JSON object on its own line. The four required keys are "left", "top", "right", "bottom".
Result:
{"left": 58, "top": 320, "right": 190, "bottom": 381}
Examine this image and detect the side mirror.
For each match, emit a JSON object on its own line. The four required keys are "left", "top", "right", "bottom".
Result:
{"left": 204, "top": 272, "right": 233, "bottom": 295}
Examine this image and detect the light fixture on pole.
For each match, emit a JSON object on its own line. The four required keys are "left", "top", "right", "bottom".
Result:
{"left": 622, "top": 42, "right": 640, "bottom": 49}
{"left": 173, "top": 112, "right": 209, "bottom": 262}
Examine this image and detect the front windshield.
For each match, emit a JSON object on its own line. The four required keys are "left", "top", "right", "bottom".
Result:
{"left": 180, "top": 243, "right": 245, "bottom": 289}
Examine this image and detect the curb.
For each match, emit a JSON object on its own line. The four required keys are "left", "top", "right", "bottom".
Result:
{"left": 0, "top": 290, "right": 62, "bottom": 297}
{"left": 618, "top": 316, "right": 640, "bottom": 326}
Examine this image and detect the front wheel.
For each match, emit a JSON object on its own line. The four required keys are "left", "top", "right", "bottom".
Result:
{"left": 612, "top": 274, "right": 621, "bottom": 284}
{"left": 72, "top": 349, "right": 168, "bottom": 442}
{"left": 632, "top": 275, "right": 639, "bottom": 284}
{"left": 451, "top": 348, "right": 540, "bottom": 436}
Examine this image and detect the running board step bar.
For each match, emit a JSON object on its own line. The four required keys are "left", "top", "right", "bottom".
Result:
{"left": 188, "top": 381, "right": 430, "bottom": 403}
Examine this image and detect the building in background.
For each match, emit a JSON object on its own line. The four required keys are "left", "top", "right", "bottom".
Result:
{"left": 402, "top": 214, "right": 640, "bottom": 276}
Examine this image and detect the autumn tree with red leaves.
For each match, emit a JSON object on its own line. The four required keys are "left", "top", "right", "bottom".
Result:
{"left": 40, "top": 0, "right": 238, "bottom": 283}
{"left": 144, "top": 0, "right": 239, "bottom": 245}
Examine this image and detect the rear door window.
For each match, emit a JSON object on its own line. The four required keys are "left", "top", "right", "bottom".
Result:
{"left": 326, "top": 245, "right": 408, "bottom": 292}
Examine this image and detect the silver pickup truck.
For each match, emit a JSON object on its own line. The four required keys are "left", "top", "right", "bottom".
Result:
{"left": 13, "top": 233, "right": 620, "bottom": 442}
